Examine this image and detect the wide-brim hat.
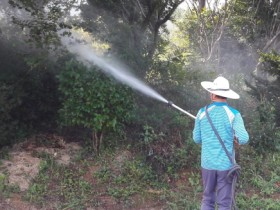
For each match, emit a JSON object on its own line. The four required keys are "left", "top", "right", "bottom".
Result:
{"left": 201, "top": 76, "right": 240, "bottom": 99}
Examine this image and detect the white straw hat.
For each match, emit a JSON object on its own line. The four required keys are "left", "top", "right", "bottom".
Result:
{"left": 201, "top": 76, "right": 240, "bottom": 99}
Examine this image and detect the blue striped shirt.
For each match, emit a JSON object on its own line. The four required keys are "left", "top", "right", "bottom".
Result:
{"left": 193, "top": 102, "right": 249, "bottom": 170}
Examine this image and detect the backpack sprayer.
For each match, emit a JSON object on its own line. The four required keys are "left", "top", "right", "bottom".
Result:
{"left": 167, "top": 101, "right": 196, "bottom": 120}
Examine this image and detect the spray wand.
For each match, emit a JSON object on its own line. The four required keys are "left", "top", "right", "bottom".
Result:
{"left": 167, "top": 101, "right": 196, "bottom": 120}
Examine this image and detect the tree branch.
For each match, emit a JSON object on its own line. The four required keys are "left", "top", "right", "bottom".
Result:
{"left": 263, "top": 30, "right": 280, "bottom": 52}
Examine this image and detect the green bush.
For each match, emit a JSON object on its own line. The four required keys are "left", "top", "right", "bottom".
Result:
{"left": 58, "top": 60, "right": 135, "bottom": 154}
{"left": 132, "top": 103, "right": 199, "bottom": 175}
{"left": 0, "top": 70, "right": 60, "bottom": 147}
{"left": 0, "top": 84, "right": 22, "bottom": 146}
{"left": 247, "top": 101, "right": 280, "bottom": 153}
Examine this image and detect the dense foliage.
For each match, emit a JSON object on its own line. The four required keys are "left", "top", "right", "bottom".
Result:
{"left": 58, "top": 61, "right": 135, "bottom": 153}
{"left": 0, "top": 0, "right": 280, "bottom": 154}
{"left": 0, "top": 64, "right": 60, "bottom": 147}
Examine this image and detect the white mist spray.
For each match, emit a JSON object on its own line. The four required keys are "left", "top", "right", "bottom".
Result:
{"left": 59, "top": 31, "right": 196, "bottom": 119}
{"left": 60, "top": 33, "right": 168, "bottom": 104}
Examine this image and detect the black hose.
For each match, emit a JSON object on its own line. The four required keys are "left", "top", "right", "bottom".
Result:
{"left": 227, "top": 164, "right": 241, "bottom": 210}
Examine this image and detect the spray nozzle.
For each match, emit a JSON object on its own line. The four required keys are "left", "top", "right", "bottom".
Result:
{"left": 167, "top": 101, "right": 174, "bottom": 107}
{"left": 167, "top": 101, "right": 196, "bottom": 120}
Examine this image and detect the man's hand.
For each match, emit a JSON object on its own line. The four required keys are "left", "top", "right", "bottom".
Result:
{"left": 234, "top": 136, "right": 239, "bottom": 148}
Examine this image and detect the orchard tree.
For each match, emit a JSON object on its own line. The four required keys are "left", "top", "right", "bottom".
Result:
{"left": 183, "top": 0, "right": 236, "bottom": 63}
{"left": 58, "top": 61, "right": 135, "bottom": 154}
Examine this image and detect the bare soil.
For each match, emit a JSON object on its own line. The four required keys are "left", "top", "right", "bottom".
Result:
{"left": 0, "top": 135, "right": 166, "bottom": 210}
{"left": 0, "top": 134, "right": 83, "bottom": 210}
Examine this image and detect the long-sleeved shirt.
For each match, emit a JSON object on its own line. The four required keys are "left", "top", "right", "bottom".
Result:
{"left": 193, "top": 102, "right": 249, "bottom": 170}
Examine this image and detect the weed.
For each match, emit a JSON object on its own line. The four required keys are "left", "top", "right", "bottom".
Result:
{"left": 108, "top": 185, "right": 140, "bottom": 200}
{"left": 258, "top": 172, "right": 280, "bottom": 196}
{"left": 26, "top": 183, "right": 48, "bottom": 205}
{"left": 93, "top": 166, "right": 112, "bottom": 182}
{"left": 25, "top": 152, "right": 93, "bottom": 209}
{"left": 237, "top": 193, "right": 280, "bottom": 210}
{"left": 164, "top": 189, "right": 200, "bottom": 210}
{"left": 141, "top": 124, "right": 165, "bottom": 145}
{"left": 0, "top": 146, "right": 10, "bottom": 160}
{"left": 188, "top": 172, "right": 202, "bottom": 194}
{"left": 0, "top": 173, "right": 6, "bottom": 192}
{"left": 0, "top": 173, "right": 20, "bottom": 197}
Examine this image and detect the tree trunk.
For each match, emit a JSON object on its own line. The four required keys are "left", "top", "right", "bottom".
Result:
{"left": 92, "top": 130, "right": 103, "bottom": 155}
{"left": 199, "top": 0, "right": 206, "bottom": 13}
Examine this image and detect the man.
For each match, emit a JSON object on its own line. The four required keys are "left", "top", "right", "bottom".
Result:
{"left": 193, "top": 76, "right": 249, "bottom": 210}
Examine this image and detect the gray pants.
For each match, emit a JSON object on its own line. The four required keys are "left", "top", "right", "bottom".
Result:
{"left": 201, "top": 168, "right": 233, "bottom": 210}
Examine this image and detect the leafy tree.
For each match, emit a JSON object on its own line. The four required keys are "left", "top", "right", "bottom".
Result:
{"left": 148, "top": 11, "right": 212, "bottom": 112}
{"left": 229, "top": 0, "right": 280, "bottom": 112}
{"left": 246, "top": 51, "right": 280, "bottom": 125}
{"left": 0, "top": 5, "right": 62, "bottom": 146}
{"left": 85, "top": 0, "right": 183, "bottom": 58}
{"left": 58, "top": 61, "right": 135, "bottom": 154}
{"left": 6, "top": 0, "right": 184, "bottom": 76}
{"left": 228, "top": 0, "right": 280, "bottom": 151}
{"left": 229, "top": 0, "right": 280, "bottom": 61}
{"left": 182, "top": 0, "right": 237, "bottom": 63}
{"left": 6, "top": 0, "right": 75, "bottom": 48}
{"left": 173, "top": 0, "right": 256, "bottom": 80}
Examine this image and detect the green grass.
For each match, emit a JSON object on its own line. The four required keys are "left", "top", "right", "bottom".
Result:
{"left": 237, "top": 193, "right": 280, "bottom": 210}
{"left": 25, "top": 152, "right": 93, "bottom": 209}
{"left": 0, "top": 172, "right": 20, "bottom": 198}
{"left": 1, "top": 144, "right": 279, "bottom": 209}
{"left": 22, "top": 150, "right": 167, "bottom": 209}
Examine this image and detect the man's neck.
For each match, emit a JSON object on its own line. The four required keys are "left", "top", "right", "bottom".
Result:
{"left": 211, "top": 94, "right": 227, "bottom": 102}
{"left": 212, "top": 99, "right": 227, "bottom": 102}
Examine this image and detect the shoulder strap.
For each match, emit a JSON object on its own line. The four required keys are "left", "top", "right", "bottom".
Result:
{"left": 205, "top": 105, "right": 234, "bottom": 164}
